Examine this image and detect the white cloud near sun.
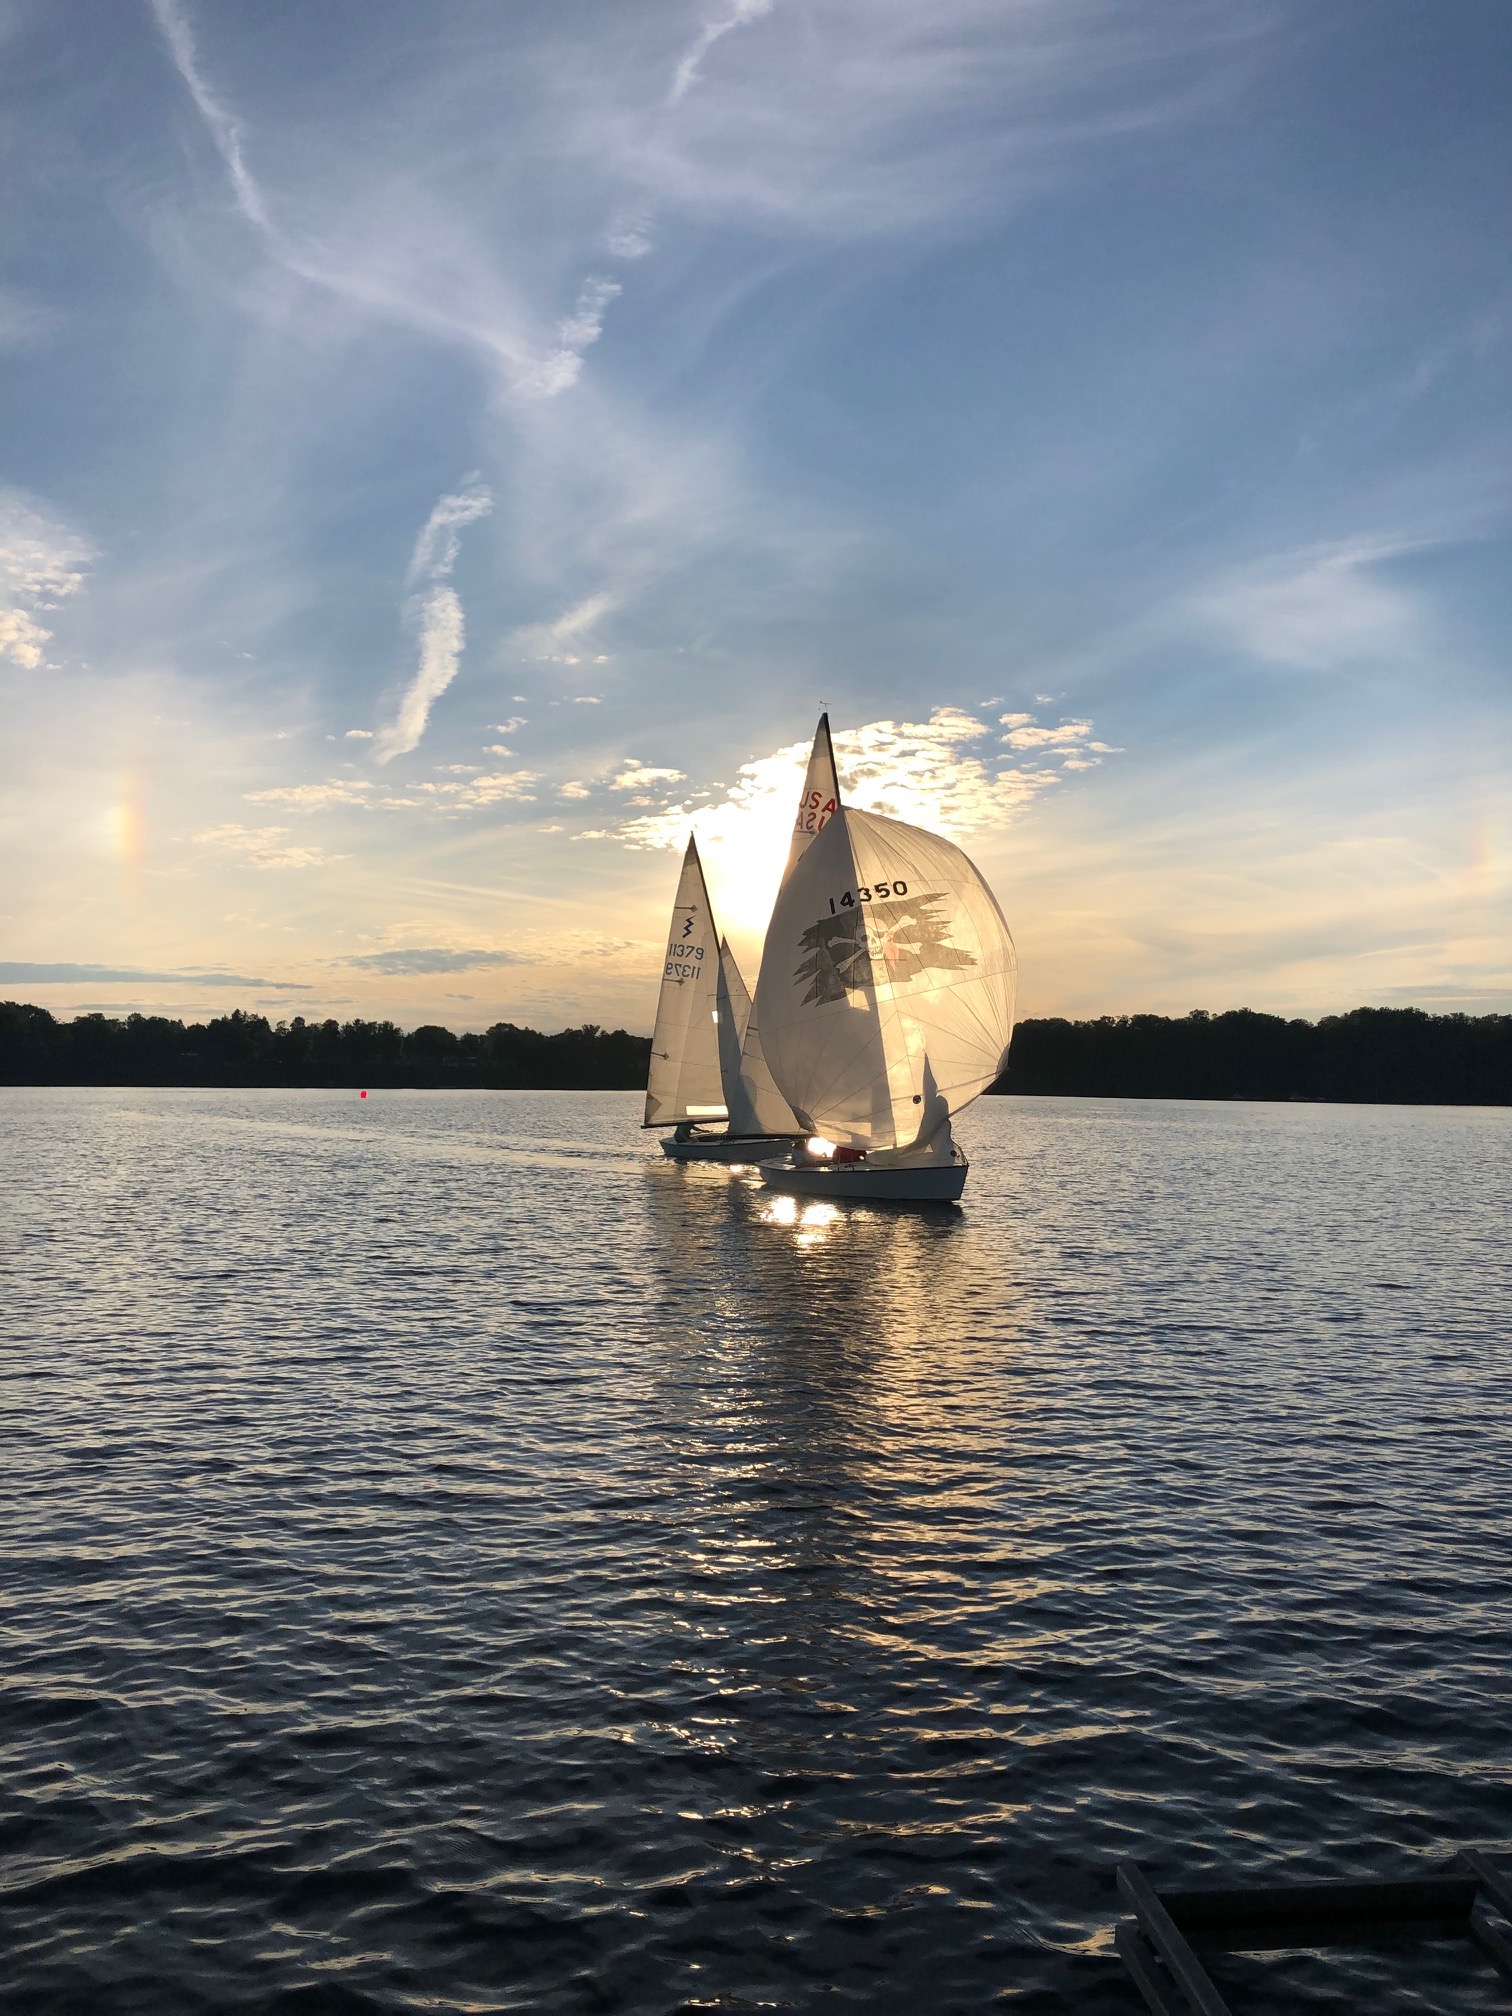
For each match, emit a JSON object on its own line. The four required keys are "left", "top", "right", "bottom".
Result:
{"left": 595, "top": 705, "right": 1118, "bottom": 941}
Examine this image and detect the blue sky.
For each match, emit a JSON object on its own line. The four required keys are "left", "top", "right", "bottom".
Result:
{"left": 2, "top": 0, "right": 1508, "bottom": 1030}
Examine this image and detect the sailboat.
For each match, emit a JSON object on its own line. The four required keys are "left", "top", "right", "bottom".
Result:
{"left": 752, "top": 731, "right": 1017, "bottom": 1203}
{"left": 647, "top": 719, "right": 844, "bottom": 1163}
{"left": 645, "top": 838, "right": 800, "bottom": 1162}
{"left": 643, "top": 835, "right": 727, "bottom": 1144}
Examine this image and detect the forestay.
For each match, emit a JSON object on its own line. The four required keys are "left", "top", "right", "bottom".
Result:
{"left": 644, "top": 838, "right": 726, "bottom": 1128}
{"left": 753, "top": 806, "right": 1017, "bottom": 1150}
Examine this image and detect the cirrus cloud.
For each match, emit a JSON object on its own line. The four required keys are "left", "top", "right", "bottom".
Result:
{"left": 375, "top": 480, "right": 494, "bottom": 762}
{"left": 195, "top": 824, "right": 344, "bottom": 870}
{"left": 0, "top": 489, "right": 91, "bottom": 672}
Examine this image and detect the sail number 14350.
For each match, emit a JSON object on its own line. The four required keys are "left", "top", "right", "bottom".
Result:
{"left": 827, "top": 879, "right": 908, "bottom": 913}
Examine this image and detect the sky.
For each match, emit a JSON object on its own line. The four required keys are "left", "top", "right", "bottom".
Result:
{"left": 1, "top": 0, "right": 1509, "bottom": 1034}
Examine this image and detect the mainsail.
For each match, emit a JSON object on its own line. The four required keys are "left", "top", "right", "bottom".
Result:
{"left": 644, "top": 836, "right": 727, "bottom": 1128}
{"left": 718, "top": 714, "right": 842, "bottom": 1137}
{"left": 753, "top": 805, "right": 1017, "bottom": 1151}
{"left": 781, "top": 710, "right": 841, "bottom": 881}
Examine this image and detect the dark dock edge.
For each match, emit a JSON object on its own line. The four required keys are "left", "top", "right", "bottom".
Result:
{"left": 1115, "top": 1848, "right": 1512, "bottom": 2014}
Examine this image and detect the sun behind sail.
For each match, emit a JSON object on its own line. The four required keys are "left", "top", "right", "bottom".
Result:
{"left": 753, "top": 805, "right": 1017, "bottom": 1152}
{"left": 644, "top": 836, "right": 726, "bottom": 1129}
{"left": 719, "top": 713, "right": 842, "bottom": 1137}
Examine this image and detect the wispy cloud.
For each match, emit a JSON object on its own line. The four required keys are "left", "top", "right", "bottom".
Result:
{"left": 408, "top": 770, "right": 541, "bottom": 810}
{"left": 1196, "top": 536, "right": 1426, "bottom": 670}
{"left": 509, "top": 592, "right": 616, "bottom": 665}
{"left": 195, "top": 823, "right": 342, "bottom": 869}
{"left": 604, "top": 0, "right": 1273, "bottom": 238}
{"left": 518, "top": 277, "right": 623, "bottom": 398}
{"left": 245, "top": 765, "right": 539, "bottom": 816}
{"left": 149, "top": 0, "right": 272, "bottom": 233}
{"left": 611, "top": 759, "right": 686, "bottom": 790}
{"left": 0, "top": 286, "right": 60, "bottom": 351}
{"left": 1001, "top": 714, "right": 1088, "bottom": 747}
{"left": 246, "top": 779, "right": 376, "bottom": 809}
{"left": 0, "top": 489, "right": 91, "bottom": 671}
{"left": 375, "top": 480, "right": 494, "bottom": 762}
{"left": 0, "top": 961, "right": 309, "bottom": 989}
{"left": 334, "top": 947, "right": 530, "bottom": 976}
{"left": 407, "top": 478, "right": 495, "bottom": 582}
{"left": 671, "top": 0, "right": 775, "bottom": 104}
{"left": 138, "top": 0, "right": 1268, "bottom": 684}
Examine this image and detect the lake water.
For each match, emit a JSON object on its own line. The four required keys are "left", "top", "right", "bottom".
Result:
{"left": 3, "top": 1087, "right": 1510, "bottom": 2013}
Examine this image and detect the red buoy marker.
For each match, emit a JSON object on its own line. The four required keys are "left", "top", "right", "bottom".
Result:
{"left": 360, "top": 1089, "right": 367, "bottom": 1099}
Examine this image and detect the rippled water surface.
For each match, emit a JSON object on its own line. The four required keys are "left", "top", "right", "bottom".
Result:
{"left": 3, "top": 1088, "right": 1510, "bottom": 2013}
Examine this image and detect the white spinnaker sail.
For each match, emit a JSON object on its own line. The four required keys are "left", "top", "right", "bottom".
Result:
{"left": 753, "top": 806, "right": 1017, "bottom": 1150}
{"left": 644, "top": 837, "right": 726, "bottom": 1128}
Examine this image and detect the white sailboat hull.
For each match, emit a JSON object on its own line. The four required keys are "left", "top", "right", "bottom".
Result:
{"left": 660, "top": 1133, "right": 800, "bottom": 1164}
{"left": 757, "top": 1149, "right": 969, "bottom": 1203}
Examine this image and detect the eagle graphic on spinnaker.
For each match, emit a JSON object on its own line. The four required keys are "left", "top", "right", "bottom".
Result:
{"left": 793, "top": 895, "right": 976, "bottom": 1006}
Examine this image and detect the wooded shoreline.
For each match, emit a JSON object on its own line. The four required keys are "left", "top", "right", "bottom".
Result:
{"left": 3, "top": 1000, "right": 1508, "bottom": 1104}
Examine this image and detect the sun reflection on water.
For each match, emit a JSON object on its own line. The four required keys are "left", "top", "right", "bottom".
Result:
{"left": 757, "top": 1193, "right": 844, "bottom": 1247}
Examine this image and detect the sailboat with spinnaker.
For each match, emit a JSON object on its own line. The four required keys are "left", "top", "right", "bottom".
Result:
{"left": 752, "top": 731, "right": 1017, "bottom": 1203}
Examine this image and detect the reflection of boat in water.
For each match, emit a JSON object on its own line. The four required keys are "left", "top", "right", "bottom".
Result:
{"left": 646, "top": 712, "right": 1017, "bottom": 1202}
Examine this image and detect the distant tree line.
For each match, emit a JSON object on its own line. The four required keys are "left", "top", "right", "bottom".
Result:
{"left": 2, "top": 1001, "right": 1508, "bottom": 1104}
{"left": 0, "top": 1003, "right": 651, "bottom": 1090}
{"left": 991, "top": 1007, "right": 1512, "bottom": 1106}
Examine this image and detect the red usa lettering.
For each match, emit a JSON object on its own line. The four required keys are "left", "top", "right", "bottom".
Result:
{"left": 794, "top": 793, "right": 838, "bottom": 835}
